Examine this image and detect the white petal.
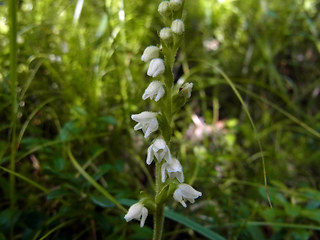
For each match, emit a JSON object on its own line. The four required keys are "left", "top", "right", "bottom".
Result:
{"left": 140, "top": 207, "right": 148, "bottom": 227}
{"left": 155, "top": 85, "right": 165, "bottom": 102}
{"left": 161, "top": 163, "right": 167, "bottom": 182}
{"left": 144, "top": 118, "right": 158, "bottom": 138}
{"left": 180, "top": 184, "right": 202, "bottom": 199}
{"left": 173, "top": 188, "right": 182, "bottom": 203}
{"left": 147, "top": 58, "right": 165, "bottom": 78}
{"left": 177, "top": 172, "right": 184, "bottom": 183}
{"left": 131, "top": 112, "right": 157, "bottom": 122}
{"left": 180, "top": 200, "right": 187, "bottom": 208}
{"left": 133, "top": 122, "right": 143, "bottom": 131}
{"left": 164, "top": 147, "right": 172, "bottom": 164}
{"left": 146, "top": 145, "right": 154, "bottom": 165}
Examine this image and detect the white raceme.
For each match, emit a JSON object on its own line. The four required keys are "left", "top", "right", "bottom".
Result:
{"left": 131, "top": 111, "right": 159, "bottom": 138}
{"left": 147, "top": 58, "right": 165, "bottom": 78}
{"left": 146, "top": 138, "right": 172, "bottom": 165}
{"left": 173, "top": 184, "right": 202, "bottom": 208}
{"left": 171, "top": 19, "right": 185, "bottom": 35}
{"left": 161, "top": 158, "right": 184, "bottom": 183}
{"left": 124, "top": 203, "right": 148, "bottom": 227}
{"left": 142, "top": 81, "right": 165, "bottom": 102}
{"left": 141, "top": 46, "right": 160, "bottom": 62}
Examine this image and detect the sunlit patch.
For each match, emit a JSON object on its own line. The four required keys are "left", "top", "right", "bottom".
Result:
{"left": 118, "top": 10, "right": 125, "bottom": 21}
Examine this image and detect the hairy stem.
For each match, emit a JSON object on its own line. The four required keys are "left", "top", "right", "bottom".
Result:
{"left": 153, "top": 162, "right": 165, "bottom": 240}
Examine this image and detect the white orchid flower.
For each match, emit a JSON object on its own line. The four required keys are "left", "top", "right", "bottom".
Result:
{"left": 147, "top": 58, "right": 165, "bottom": 78}
{"left": 142, "top": 81, "right": 165, "bottom": 102}
{"left": 173, "top": 184, "right": 202, "bottom": 208}
{"left": 141, "top": 46, "right": 160, "bottom": 62}
{"left": 161, "top": 158, "right": 184, "bottom": 183}
{"left": 131, "top": 111, "right": 159, "bottom": 138}
{"left": 146, "top": 138, "right": 172, "bottom": 165}
{"left": 124, "top": 203, "right": 148, "bottom": 227}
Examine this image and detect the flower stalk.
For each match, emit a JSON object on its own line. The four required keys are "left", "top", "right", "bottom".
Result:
{"left": 126, "top": 1, "right": 202, "bottom": 239}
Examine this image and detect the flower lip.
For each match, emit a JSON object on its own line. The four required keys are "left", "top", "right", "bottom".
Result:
{"left": 124, "top": 202, "right": 148, "bottom": 227}
{"left": 142, "top": 81, "right": 165, "bottom": 102}
{"left": 147, "top": 58, "right": 165, "bottom": 78}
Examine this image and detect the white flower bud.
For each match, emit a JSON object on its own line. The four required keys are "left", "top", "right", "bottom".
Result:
{"left": 171, "top": 19, "right": 185, "bottom": 35}
{"left": 146, "top": 138, "right": 172, "bottom": 165}
{"left": 169, "top": 0, "right": 183, "bottom": 11}
{"left": 131, "top": 111, "right": 159, "bottom": 138}
{"left": 142, "top": 81, "right": 165, "bottom": 102}
{"left": 161, "top": 158, "right": 184, "bottom": 183}
{"left": 147, "top": 58, "right": 165, "bottom": 78}
{"left": 180, "top": 82, "right": 193, "bottom": 98}
{"left": 141, "top": 46, "right": 160, "bottom": 62}
{"left": 158, "top": 1, "right": 171, "bottom": 16}
{"left": 159, "top": 27, "right": 172, "bottom": 41}
{"left": 173, "top": 184, "right": 202, "bottom": 208}
{"left": 124, "top": 203, "right": 148, "bottom": 227}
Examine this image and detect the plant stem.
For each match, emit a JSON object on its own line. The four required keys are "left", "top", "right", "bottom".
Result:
{"left": 153, "top": 162, "right": 165, "bottom": 240}
{"left": 9, "top": 0, "right": 18, "bottom": 238}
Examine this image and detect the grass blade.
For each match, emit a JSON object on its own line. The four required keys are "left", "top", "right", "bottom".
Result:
{"left": 67, "top": 147, "right": 127, "bottom": 212}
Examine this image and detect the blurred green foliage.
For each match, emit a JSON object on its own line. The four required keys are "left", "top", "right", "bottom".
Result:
{"left": 1, "top": 0, "right": 320, "bottom": 239}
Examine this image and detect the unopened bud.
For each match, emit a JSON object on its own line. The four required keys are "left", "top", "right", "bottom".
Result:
{"left": 158, "top": 1, "right": 171, "bottom": 17}
{"left": 147, "top": 58, "right": 165, "bottom": 78}
{"left": 180, "top": 82, "right": 193, "bottom": 98}
{"left": 160, "top": 27, "right": 172, "bottom": 41}
{"left": 171, "top": 19, "right": 184, "bottom": 35}
{"left": 169, "top": 0, "right": 183, "bottom": 11}
{"left": 141, "top": 46, "right": 160, "bottom": 62}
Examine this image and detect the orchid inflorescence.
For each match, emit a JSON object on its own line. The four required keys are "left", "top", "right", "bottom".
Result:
{"left": 125, "top": 0, "right": 201, "bottom": 232}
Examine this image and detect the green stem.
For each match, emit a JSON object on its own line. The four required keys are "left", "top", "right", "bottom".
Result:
{"left": 153, "top": 162, "right": 165, "bottom": 240}
{"left": 9, "top": 0, "right": 18, "bottom": 238}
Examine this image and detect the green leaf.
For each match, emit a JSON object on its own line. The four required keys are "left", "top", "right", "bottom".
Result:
{"left": 47, "top": 188, "right": 72, "bottom": 200}
{"left": 97, "top": 116, "right": 117, "bottom": 126}
{"left": 90, "top": 193, "right": 115, "bottom": 208}
{"left": 164, "top": 208, "right": 225, "bottom": 240}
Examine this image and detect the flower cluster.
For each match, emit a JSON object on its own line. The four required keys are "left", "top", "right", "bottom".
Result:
{"left": 125, "top": 0, "right": 201, "bottom": 228}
